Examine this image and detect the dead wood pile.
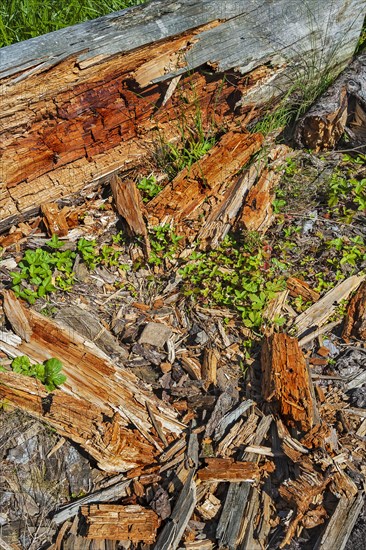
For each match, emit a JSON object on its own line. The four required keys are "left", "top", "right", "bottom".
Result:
{"left": 0, "top": 1, "right": 366, "bottom": 549}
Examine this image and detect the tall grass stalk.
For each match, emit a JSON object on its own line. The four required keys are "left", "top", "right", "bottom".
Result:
{"left": 0, "top": 0, "right": 144, "bottom": 47}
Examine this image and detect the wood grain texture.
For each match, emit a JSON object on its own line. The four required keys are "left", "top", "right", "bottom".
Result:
{"left": 1, "top": 0, "right": 364, "bottom": 231}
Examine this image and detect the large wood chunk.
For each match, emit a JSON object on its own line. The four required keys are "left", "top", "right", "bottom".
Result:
{"left": 261, "top": 333, "right": 317, "bottom": 432}
{"left": 296, "top": 53, "right": 366, "bottom": 151}
{"left": 80, "top": 504, "right": 160, "bottom": 543}
{"left": 342, "top": 281, "right": 366, "bottom": 342}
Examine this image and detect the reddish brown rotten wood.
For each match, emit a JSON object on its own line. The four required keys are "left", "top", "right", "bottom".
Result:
{"left": 261, "top": 333, "right": 317, "bottom": 432}
{"left": 110, "top": 174, "right": 150, "bottom": 254}
{"left": 1, "top": 290, "right": 184, "bottom": 471}
{"left": 197, "top": 458, "right": 263, "bottom": 482}
{"left": 278, "top": 467, "right": 331, "bottom": 548}
{"left": 0, "top": 371, "right": 155, "bottom": 472}
{"left": 80, "top": 504, "right": 160, "bottom": 543}
{"left": 146, "top": 131, "right": 263, "bottom": 232}
{"left": 342, "top": 281, "right": 366, "bottom": 342}
{"left": 240, "top": 168, "right": 276, "bottom": 233}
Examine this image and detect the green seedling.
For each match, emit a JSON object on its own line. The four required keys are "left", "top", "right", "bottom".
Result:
{"left": 148, "top": 225, "right": 183, "bottom": 266}
{"left": 10, "top": 355, "right": 66, "bottom": 392}
{"left": 137, "top": 174, "right": 162, "bottom": 202}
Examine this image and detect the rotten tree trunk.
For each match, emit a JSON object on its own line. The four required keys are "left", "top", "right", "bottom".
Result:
{"left": 1, "top": 0, "right": 365, "bottom": 231}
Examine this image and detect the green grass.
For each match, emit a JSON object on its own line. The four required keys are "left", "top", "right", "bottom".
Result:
{"left": 0, "top": 0, "right": 144, "bottom": 47}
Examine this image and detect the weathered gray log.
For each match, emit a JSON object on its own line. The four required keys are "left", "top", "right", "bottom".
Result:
{"left": 1, "top": 0, "right": 365, "bottom": 232}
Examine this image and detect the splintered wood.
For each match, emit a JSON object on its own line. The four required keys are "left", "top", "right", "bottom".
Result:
{"left": 110, "top": 175, "right": 150, "bottom": 255}
{"left": 197, "top": 458, "right": 263, "bottom": 482}
{"left": 261, "top": 333, "right": 316, "bottom": 432}
{"left": 146, "top": 131, "right": 263, "bottom": 233}
{"left": 0, "top": 290, "right": 184, "bottom": 472}
{"left": 80, "top": 504, "right": 160, "bottom": 543}
{"left": 342, "top": 280, "right": 366, "bottom": 342}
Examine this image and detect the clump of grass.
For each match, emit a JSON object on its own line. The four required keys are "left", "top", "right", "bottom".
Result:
{"left": 0, "top": 0, "right": 144, "bottom": 47}
{"left": 157, "top": 82, "right": 217, "bottom": 180}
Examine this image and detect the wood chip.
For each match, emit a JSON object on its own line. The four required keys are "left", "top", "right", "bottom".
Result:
{"left": 80, "top": 504, "right": 160, "bottom": 543}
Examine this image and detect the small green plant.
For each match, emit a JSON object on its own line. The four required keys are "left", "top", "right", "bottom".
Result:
{"left": 179, "top": 233, "right": 286, "bottom": 329}
{"left": 10, "top": 355, "right": 66, "bottom": 392}
{"left": 148, "top": 225, "right": 183, "bottom": 266}
{"left": 137, "top": 174, "right": 162, "bottom": 202}
{"left": 10, "top": 244, "right": 76, "bottom": 304}
{"left": 327, "top": 168, "right": 366, "bottom": 221}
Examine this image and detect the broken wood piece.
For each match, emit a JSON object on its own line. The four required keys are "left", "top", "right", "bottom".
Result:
{"left": 261, "top": 333, "right": 318, "bottom": 432}
{"left": 314, "top": 491, "right": 365, "bottom": 550}
{"left": 80, "top": 504, "right": 160, "bottom": 543}
{"left": 138, "top": 322, "right": 172, "bottom": 348}
{"left": 2, "top": 290, "right": 32, "bottom": 343}
{"left": 55, "top": 305, "right": 128, "bottom": 359}
{"left": 279, "top": 468, "right": 331, "bottom": 548}
{"left": 286, "top": 277, "right": 320, "bottom": 303}
{"left": 0, "top": 370, "right": 155, "bottom": 473}
{"left": 197, "top": 458, "right": 261, "bottom": 482}
{"left": 180, "top": 353, "right": 202, "bottom": 380}
{"left": 216, "top": 415, "right": 272, "bottom": 550}
{"left": 240, "top": 167, "right": 278, "bottom": 233}
{"left": 155, "top": 433, "right": 198, "bottom": 550}
{"left": 296, "top": 52, "right": 366, "bottom": 151}
{"left": 110, "top": 175, "right": 150, "bottom": 255}
{"left": 342, "top": 280, "right": 366, "bottom": 342}
{"left": 197, "top": 157, "right": 261, "bottom": 248}
{"left": 201, "top": 348, "right": 218, "bottom": 389}
{"left": 294, "top": 274, "right": 365, "bottom": 338}
{"left": 53, "top": 479, "right": 131, "bottom": 524}
{"left": 41, "top": 202, "right": 69, "bottom": 237}
{"left": 1, "top": 290, "right": 184, "bottom": 471}
{"left": 147, "top": 132, "right": 263, "bottom": 234}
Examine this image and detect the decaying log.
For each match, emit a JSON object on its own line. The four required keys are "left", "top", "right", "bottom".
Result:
{"left": 261, "top": 333, "right": 318, "bottom": 432}
{"left": 80, "top": 504, "right": 160, "bottom": 543}
{"left": 342, "top": 280, "right": 366, "bottom": 342}
{"left": 296, "top": 53, "right": 366, "bottom": 151}
{"left": 1, "top": 0, "right": 365, "bottom": 231}
{"left": 146, "top": 132, "right": 263, "bottom": 233}
{"left": 0, "top": 290, "right": 184, "bottom": 471}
